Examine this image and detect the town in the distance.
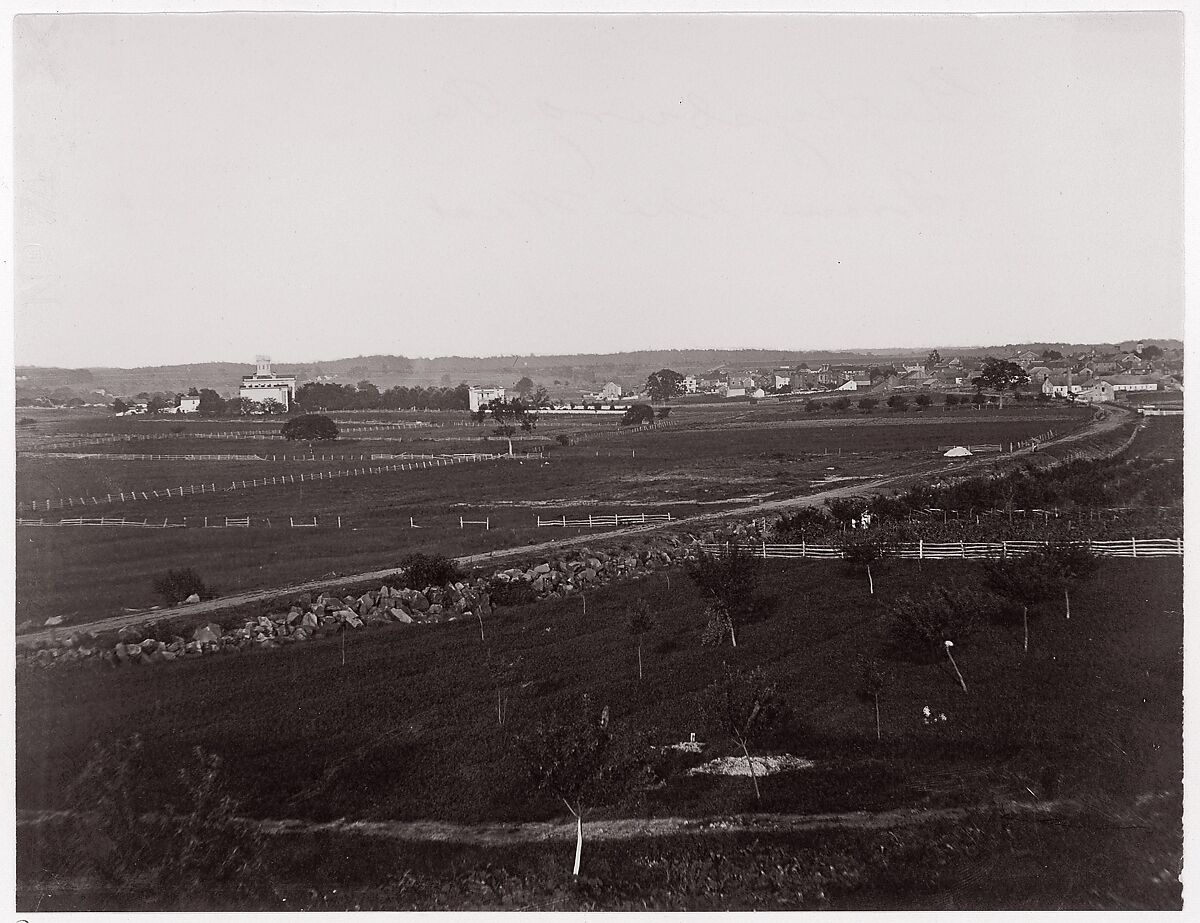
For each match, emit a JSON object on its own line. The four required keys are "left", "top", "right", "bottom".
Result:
{"left": 14, "top": 340, "right": 1184, "bottom": 418}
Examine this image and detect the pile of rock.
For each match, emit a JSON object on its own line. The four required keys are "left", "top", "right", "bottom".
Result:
{"left": 17, "top": 535, "right": 706, "bottom": 671}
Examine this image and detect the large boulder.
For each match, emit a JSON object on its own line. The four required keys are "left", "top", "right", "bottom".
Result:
{"left": 44, "top": 615, "right": 65, "bottom": 627}
{"left": 389, "top": 609, "right": 414, "bottom": 624}
{"left": 410, "top": 592, "right": 430, "bottom": 612}
{"left": 300, "top": 611, "right": 319, "bottom": 630}
{"left": 193, "top": 623, "right": 222, "bottom": 644}
{"left": 183, "top": 593, "right": 201, "bottom": 604}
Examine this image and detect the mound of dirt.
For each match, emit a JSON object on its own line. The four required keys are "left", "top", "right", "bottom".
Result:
{"left": 688, "top": 754, "right": 814, "bottom": 776}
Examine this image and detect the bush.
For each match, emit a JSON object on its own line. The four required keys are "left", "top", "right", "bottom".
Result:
{"left": 621, "top": 404, "right": 655, "bottom": 426}
{"left": 556, "top": 434, "right": 571, "bottom": 446}
{"left": 486, "top": 576, "right": 539, "bottom": 608}
{"left": 281, "top": 413, "right": 339, "bottom": 440}
{"left": 831, "top": 397, "right": 851, "bottom": 411}
{"left": 656, "top": 407, "right": 672, "bottom": 420}
{"left": 804, "top": 400, "right": 821, "bottom": 413}
{"left": 914, "top": 394, "right": 932, "bottom": 408}
{"left": 66, "top": 735, "right": 272, "bottom": 904}
{"left": 400, "top": 552, "right": 463, "bottom": 589}
{"left": 857, "top": 397, "right": 879, "bottom": 413}
{"left": 152, "top": 568, "right": 209, "bottom": 605}
{"left": 944, "top": 394, "right": 959, "bottom": 406}
{"left": 886, "top": 395, "right": 909, "bottom": 412}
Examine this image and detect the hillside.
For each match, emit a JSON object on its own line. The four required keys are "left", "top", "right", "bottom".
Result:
{"left": 15, "top": 339, "right": 1183, "bottom": 400}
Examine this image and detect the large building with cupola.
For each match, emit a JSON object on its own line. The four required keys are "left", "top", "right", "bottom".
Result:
{"left": 239, "top": 356, "right": 297, "bottom": 410}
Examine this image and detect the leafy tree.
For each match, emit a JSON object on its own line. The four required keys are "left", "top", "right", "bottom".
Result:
{"left": 514, "top": 376, "right": 535, "bottom": 398}
{"left": 625, "top": 599, "right": 656, "bottom": 681}
{"left": 521, "top": 695, "right": 643, "bottom": 875}
{"left": 645, "top": 369, "right": 685, "bottom": 404}
{"left": 927, "top": 349, "right": 942, "bottom": 365}
{"left": 656, "top": 406, "right": 672, "bottom": 420}
{"left": 152, "top": 568, "right": 209, "bottom": 605}
{"left": 944, "top": 393, "right": 959, "bottom": 407}
{"left": 971, "top": 357, "right": 1030, "bottom": 408}
{"left": 831, "top": 396, "right": 851, "bottom": 411}
{"left": 1043, "top": 542, "right": 1099, "bottom": 619}
{"left": 857, "top": 397, "right": 879, "bottom": 413}
{"left": 686, "top": 545, "right": 762, "bottom": 647}
{"left": 354, "top": 380, "right": 381, "bottom": 409}
{"left": 700, "top": 663, "right": 788, "bottom": 802}
{"left": 228, "top": 397, "right": 257, "bottom": 416}
{"left": 804, "top": 399, "right": 821, "bottom": 413}
{"left": 914, "top": 393, "right": 932, "bottom": 408}
{"left": 971, "top": 391, "right": 986, "bottom": 406}
{"left": 1140, "top": 344, "right": 1163, "bottom": 360}
{"left": 475, "top": 397, "right": 541, "bottom": 454}
{"left": 826, "top": 497, "right": 867, "bottom": 528}
{"left": 842, "top": 535, "right": 886, "bottom": 594}
{"left": 1041, "top": 349, "right": 1064, "bottom": 361}
{"left": 882, "top": 583, "right": 991, "bottom": 664}
{"left": 259, "top": 397, "right": 284, "bottom": 415}
{"left": 773, "top": 506, "right": 830, "bottom": 539}
{"left": 621, "top": 403, "right": 655, "bottom": 426}
{"left": 281, "top": 413, "right": 339, "bottom": 440}
{"left": 197, "top": 389, "right": 225, "bottom": 416}
{"left": 886, "top": 394, "right": 909, "bottom": 412}
{"left": 112, "top": 398, "right": 129, "bottom": 414}
{"left": 985, "top": 553, "right": 1064, "bottom": 652}
{"left": 146, "top": 395, "right": 170, "bottom": 414}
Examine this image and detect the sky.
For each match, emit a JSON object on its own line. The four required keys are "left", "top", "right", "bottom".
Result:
{"left": 13, "top": 11, "right": 1184, "bottom": 368}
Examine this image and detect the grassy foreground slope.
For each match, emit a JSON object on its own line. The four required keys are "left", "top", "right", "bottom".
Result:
{"left": 16, "top": 556, "right": 1182, "bottom": 909}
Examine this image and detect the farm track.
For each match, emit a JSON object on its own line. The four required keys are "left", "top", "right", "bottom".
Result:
{"left": 14, "top": 407, "right": 1132, "bottom": 645}
{"left": 14, "top": 797, "right": 1093, "bottom": 847}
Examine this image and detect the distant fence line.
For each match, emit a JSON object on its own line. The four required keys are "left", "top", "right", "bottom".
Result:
{"left": 537, "top": 512, "right": 675, "bottom": 527}
{"left": 16, "top": 515, "right": 344, "bottom": 529}
{"left": 698, "top": 537, "right": 1182, "bottom": 561}
{"left": 16, "top": 454, "right": 508, "bottom": 512}
{"left": 24, "top": 451, "right": 502, "bottom": 462}
{"left": 561, "top": 420, "right": 673, "bottom": 445}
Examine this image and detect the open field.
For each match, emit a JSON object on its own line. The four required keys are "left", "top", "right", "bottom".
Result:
{"left": 15, "top": 408, "right": 1092, "bottom": 627}
{"left": 16, "top": 557, "right": 1183, "bottom": 909}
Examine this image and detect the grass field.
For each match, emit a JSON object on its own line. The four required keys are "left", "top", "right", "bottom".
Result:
{"left": 16, "top": 557, "right": 1182, "bottom": 909}
{"left": 15, "top": 406, "right": 1091, "bottom": 627}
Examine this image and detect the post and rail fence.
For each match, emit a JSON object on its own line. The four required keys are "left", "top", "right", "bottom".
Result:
{"left": 698, "top": 537, "right": 1182, "bottom": 561}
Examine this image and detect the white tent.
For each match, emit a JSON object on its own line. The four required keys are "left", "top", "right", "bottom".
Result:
{"left": 943, "top": 446, "right": 973, "bottom": 458}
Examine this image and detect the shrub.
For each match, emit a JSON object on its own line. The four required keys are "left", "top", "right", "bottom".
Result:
{"left": 281, "top": 413, "right": 339, "bottom": 440}
{"left": 831, "top": 397, "right": 851, "bottom": 411}
{"left": 944, "top": 394, "right": 959, "bottom": 406}
{"left": 656, "top": 407, "right": 672, "bottom": 420}
{"left": 774, "top": 506, "right": 831, "bottom": 537}
{"left": 556, "top": 434, "right": 571, "bottom": 446}
{"left": 857, "top": 397, "right": 879, "bottom": 413}
{"left": 804, "top": 400, "right": 821, "bottom": 413}
{"left": 1036, "top": 392, "right": 1051, "bottom": 402}
{"left": 399, "top": 552, "right": 463, "bottom": 589}
{"left": 886, "top": 395, "right": 909, "bottom": 412}
{"left": 152, "top": 568, "right": 209, "bottom": 605}
{"left": 487, "top": 576, "right": 539, "bottom": 607}
{"left": 66, "top": 735, "right": 272, "bottom": 903}
{"left": 914, "top": 394, "right": 932, "bottom": 408}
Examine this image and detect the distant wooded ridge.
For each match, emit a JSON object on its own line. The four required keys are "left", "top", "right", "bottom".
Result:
{"left": 16, "top": 340, "right": 1184, "bottom": 397}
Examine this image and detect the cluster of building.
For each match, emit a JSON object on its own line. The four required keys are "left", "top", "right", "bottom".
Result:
{"left": 672, "top": 343, "right": 1181, "bottom": 404}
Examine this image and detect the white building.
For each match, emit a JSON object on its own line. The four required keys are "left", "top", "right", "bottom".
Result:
{"left": 239, "top": 356, "right": 297, "bottom": 410}
{"left": 178, "top": 396, "right": 201, "bottom": 414}
{"left": 683, "top": 374, "right": 698, "bottom": 393}
{"left": 469, "top": 385, "right": 506, "bottom": 412}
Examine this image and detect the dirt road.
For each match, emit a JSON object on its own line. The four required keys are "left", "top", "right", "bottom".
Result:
{"left": 17, "top": 797, "right": 1084, "bottom": 846}
{"left": 16, "top": 406, "right": 1132, "bottom": 646}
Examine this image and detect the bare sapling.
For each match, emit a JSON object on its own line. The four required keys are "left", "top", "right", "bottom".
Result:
{"left": 944, "top": 641, "right": 967, "bottom": 692}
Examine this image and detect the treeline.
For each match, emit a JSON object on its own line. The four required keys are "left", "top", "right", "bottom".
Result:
{"left": 295, "top": 381, "right": 470, "bottom": 412}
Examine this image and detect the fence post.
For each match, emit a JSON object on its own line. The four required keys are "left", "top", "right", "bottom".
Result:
{"left": 801, "top": 539, "right": 806, "bottom": 558}
{"left": 919, "top": 539, "right": 924, "bottom": 560}
{"left": 338, "top": 517, "right": 342, "bottom": 528}
{"left": 960, "top": 542, "right": 966, "bottom": 559}
{"left": 460, "top": 517, "right": 464, "bottom": 529}
{"left": 1001, "top": 541, "right": 1006, "bottom": 559}
{"left": 486, "top": 518, "right": 489, "bottom": 530}
{"left": 1131, "top": 536, "right": 1137, "bottom": 558}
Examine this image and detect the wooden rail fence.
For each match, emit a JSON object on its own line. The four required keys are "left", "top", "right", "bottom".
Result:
{"left": 16, "top": 454, "right": 507, "bottom": 512}
{"left": 699, "top": 537, "right": 1182, "bottom": 560}
{"left": 537, "top": 513, "right": 675, "bottom": 527}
